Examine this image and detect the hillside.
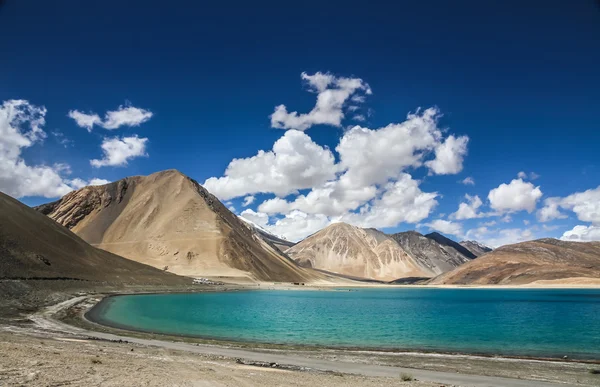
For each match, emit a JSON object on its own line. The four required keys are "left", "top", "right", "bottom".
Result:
{"left": 459, "top": 240, "right": 493, "bottom": 257}
{"left": 389, "top": 231, "right": 473, "bottom": 276}
{"left": 286, "top": 223, "right": 463, "bottom": 281}
{"left": 35, "top": 170, "right": 316, "bottom": 283}
{"left": 0, "top": 191, "right": 187, "bottom": 285}
{"left": 430, "top": 238, "right": 600, "bottom": 285}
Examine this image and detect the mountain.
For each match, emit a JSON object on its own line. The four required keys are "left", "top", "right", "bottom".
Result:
{"left": 424, "top": 232, "right": 477, "bottom": 259}
{"left": 286, "top": 223, "right": 457, "bottom": 281}
{"left": 238, "top": 216, "right": 295, "bottom": 253}
{"left": 459, "top": 240, "right": 493, "bottom": 257}
{"left": 389, "top": 231, "right": 474, "bottom": 276}
{"left": 0, "top": 191, "right": 187, "bottom": 285}
{"left": 429, "top": 238, "right": 600, "bottom": 285}
{"left": 35, "top": 170, "right": 314, "bottom": 283}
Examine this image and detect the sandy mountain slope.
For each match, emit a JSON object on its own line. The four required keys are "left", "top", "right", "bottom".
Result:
{"left": 35, "top": 170, "right": 315, "bottom": 282}
{"left": 286, "top": 223, "right": 451, "bottom": 281}
{"left": 389, "top": 231, "right": 473, "bottom": 276}
{"left": 429, "top": 238, "right": 600, "bottom": 285}
{"left": 0, "top": 191, "right": 187, "bottom": 285}
{"left": 459, "top": 240, "right": 493, "bottom": 257}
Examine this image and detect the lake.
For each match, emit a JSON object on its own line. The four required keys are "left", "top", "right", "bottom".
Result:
{"left": 88, "top": 288, "right": 600, "bottom": 359}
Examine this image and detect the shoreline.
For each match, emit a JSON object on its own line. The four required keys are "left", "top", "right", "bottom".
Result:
{"left": 3, "top": 284, "right": 600, "bottom": 386}
{"left": 83, "top": 289, "right": 600, "bottom": 363}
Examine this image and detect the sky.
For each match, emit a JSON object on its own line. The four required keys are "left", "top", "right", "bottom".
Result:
{"left": 1, "top": 0, "right": 599, "bottom": 246}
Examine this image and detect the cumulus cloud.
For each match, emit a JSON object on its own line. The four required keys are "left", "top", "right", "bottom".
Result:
{"left": 451, "top": 194, "right": 485, "bottom": 220}
{"left": 488, "top": 178, "right": 542, "bottom": 213}
{"left": 270, "top": 72, "right": 371, "bottom": 131}
{"left": 424, "top": 219, "right": 463, "bottom": 237}
{"left": 204, "top": 130, "right": 338, "bottom": 200}
{"left": 425, "top": 135, "right": 469, "bottom": 175}
{"left": 68, "top": 103, "right": 153, "bottom": 131}
{"left": 538, "top": 186, "right": 600, "bottom": 225}
{"left": 0, "top": 100, "right": 78, "bottom": 198}
{"left": 242, "top": 195, "right": 255, "bottom": 207}
{"left": 461, "top": 177, "right": 475, "bottom": 185}
{"left": 90, "top": 135, "right": 149, "bottom": 168}
{"left": 206, "top": 75, "right": 469, "bottom": 240}
{"left": 560, "top": 225, "right": 600, "bottom": 242}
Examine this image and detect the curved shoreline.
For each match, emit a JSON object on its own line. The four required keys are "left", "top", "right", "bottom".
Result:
{"left": 83, "top": 291, "right": 600, "bottom": 363}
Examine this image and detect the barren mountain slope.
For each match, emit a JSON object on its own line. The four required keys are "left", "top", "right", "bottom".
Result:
{"left": 430, "top": 238, "right": 600, "bottom": 285}
{"left": 390, "top": 231, "right": 473, "bottom": 276}
{"left": 35, "top": 170, "right": 315, "bottom": 282}
{"left": 286, "top": 223, "right": 449, "bottom": 281}
{"left": 0, "top": 191, "right": 187, "bottom": 285}
{"left": 459, "top": 240, "right": 493, "bottom": 257}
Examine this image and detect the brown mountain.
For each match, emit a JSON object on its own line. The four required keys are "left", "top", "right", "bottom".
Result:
{"left": 389, "top": 231, "right": 473, "bottom": 276}
{"left": 0, "top": 191, "right": 186, "bottom": 285}
{"left": 35, "top": 170, "right": 315, "bottom": 283}
{"left": 286, "top": 223, "right": 465, "bottom": 281}
{"left": 429, "top": 238, "right": 600, "bottom": 285}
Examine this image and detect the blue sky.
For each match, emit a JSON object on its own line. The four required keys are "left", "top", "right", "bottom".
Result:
{"left": 1, "top": 0, "right": 599, "bottom": 245}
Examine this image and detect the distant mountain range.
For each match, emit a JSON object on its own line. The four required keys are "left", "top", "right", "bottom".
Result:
{"left": 15, "top": 169, "right": 598, "bottom": 286}
{"left": 286, "top": 225, "right": 477, "bottom": 281}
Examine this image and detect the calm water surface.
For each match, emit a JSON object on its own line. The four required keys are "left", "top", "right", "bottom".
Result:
{"left": 90, "top": 288, "right": 600, "bottom": 359}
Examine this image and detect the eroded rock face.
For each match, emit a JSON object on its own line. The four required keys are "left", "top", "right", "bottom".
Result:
{"left": 390, "top": 231, "right": 473, "bottom": 276}
{"left": 429, "top": 239, "right": 600, "bottom": 285}
{"left": 459, "top": 240, "right": 493, "bottom": 257}
{"left": 286, "top": 223, "right": 464, "bottom": 281}
{"left": 34, "top": 170, "right": 317, "bottom": 283}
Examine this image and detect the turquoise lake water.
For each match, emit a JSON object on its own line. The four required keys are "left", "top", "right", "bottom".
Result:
{"left": 89, "top": 288, "right": 600, "bottom": 359}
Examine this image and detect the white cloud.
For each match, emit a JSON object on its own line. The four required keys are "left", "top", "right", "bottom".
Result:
{"left": 68, "top": 177, "right": 111, "bottom": 189}
{"left": 353, "top": 114, "right": 366, "bottom": 122}
{"left": 67, "top": 110, "right": 101, "bottom": 132}
{"left": 339, "top": 174, "right": 438, "bottom": 228}
{"left": 68, "top": 103, "right": 153, "bottom": 131}
{"left": 205, "top": 75, "right": 468, "bottom": 240}
{"left": 461, "top": 176, "right": 475, "bottom": 185}
{"left": 240, "top": 209, "right": 270, "bottom": 227}
{"left": 518, "top": 171, "right": 540, "bottom": 180}
{"left": 488, "top": 178, "right": 542, "bottom": 213}
{"left": 468, "top": 227, "right": 534, "bottom": 248}
{"left": 204, "top": 130, "right": 338, "bottom": 200}
{"left": 425, "top": 135, "right": 469, "bottom": 175}
{"left": 537, "top": 198, "right": 567, "bottom": 222}
{"left": 89, "top": 178, "right": 110, "bottom": 186}
{"left": 451, "top": 194, "right": 484, "bottom": 220}
{"left": 425, "top": 219, "right": 463, "bottom": 237}
{"left": 0, "top": 100, "right": 77, "bottom": 198}
{"left": 538, "top": 186, "right": 600, "bottom": 225}
{"left": 270, "top": 72, "right": 371, "bottom": 131}
{"left": 242, "top": 195, "right": 255, "bottom": 207}
{"left": 102, "top": 105, "right": 153, "bottom": 129}
{"left": 560, "top": 225, "right": 600, "bottom": 242}
{"left": 90, "top": 135, "right": 149, "bottom": 168}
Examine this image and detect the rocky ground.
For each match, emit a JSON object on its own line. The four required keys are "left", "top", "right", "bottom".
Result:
{"left": 0, "top": 331, "right": 437, "bottom": 387}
